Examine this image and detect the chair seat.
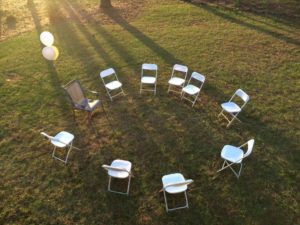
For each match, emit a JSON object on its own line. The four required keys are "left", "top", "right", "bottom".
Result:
{"left": 141, "top": 76, "right": 156, "bottom": 84}
{"left": 88, "top": 99, "right": 100, "bottom": 111}
{"left": 221, "top": 102, "right": 241, "bottom": 113}
{"left": 162, "top": 173, "right": 187, "bottom": 194}
{"left": 51, "top": 131, "right": 74, "bottom": 148}
{"left": 105, "top": 81, "right": 122, "bottom": 90}
{"left": 221, "top": 145, "right": 244, "bottom": 163}
{"left": 182, "top": 84, "right": 200, "bottom": 95}
{"left": 108, "top": 159, "right": 132, "bottom": 179}
{"left": 168, "top": 77, "right": 185, "bottom": 86}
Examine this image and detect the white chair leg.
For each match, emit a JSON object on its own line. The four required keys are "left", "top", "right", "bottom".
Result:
{"left": 126, "top": 176, "right": 131, "bottom": 195}
{"left": 108, "top": 176, "right": 112, "bottom": 191}
{"left": 107, "top": 90, "right": 113, "bottom": 102}
{"left": 227, "top": 117, "right": 236, "bottom": 128}
{"left": 220, "top": 161, "right": 243, "bottom": 179}
{"left": 184, "top": 191, "right": 189, "bottom": 208}
{"left": 163, "top": 190, "right": 169, "bottom": 212}
{"left": 232, "top": 163, "right": 243, "bottom": 179}
{"left": 64, "top": 142, "right": 73, "bottom": 164}
{"left": 121, "top": 88, "right": 125, "bottom": 96}
{"left": 192, "top": 97, "right": 197, "bottom": 107}
{"left": 167, "top": 85, "right": 171, "bottom": 93}
{"left": 52, "top": 146, "right": 57, "bottom": 158}
{"left": 217, "top": 160, "right": 230, "bottom": 173}
{"left": 218, "top": 110, "right": 224, "bottom": 117}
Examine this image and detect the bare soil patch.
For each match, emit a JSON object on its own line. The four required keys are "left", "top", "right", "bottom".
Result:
{"left": 0, "top": 0, "right": 148, "bottom": 41}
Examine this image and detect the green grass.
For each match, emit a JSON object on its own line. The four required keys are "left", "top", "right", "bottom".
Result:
{"left": 0, "top": 0, "right": 299, "bottom": 224}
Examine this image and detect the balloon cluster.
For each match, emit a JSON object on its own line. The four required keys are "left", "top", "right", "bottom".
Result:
{"left": 40, "top": 31, "right": 59, "bottom": 61}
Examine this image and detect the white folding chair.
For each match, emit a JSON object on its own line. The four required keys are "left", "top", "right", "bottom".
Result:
{"left": 161, "top": 173, "right": 193, "bottom": 212}
{"left": 217, "top": 139, "right": 255, "bottom": 178}
{"left": 140, "top": 63, "right": 158, "bottom": 95}
{"left": 41, "top": 131, "right": 76, "bottom": 164}
{"left": 99, "top": 68, "right": 125, "bottom": 101}
{"left": 102, "top": 159, "right": 132, "bottom": 195}
{"left": 218, "top": 89, "right": 250, "bottom": 127}
{"left": 168, "top": 64, "right": 188, "bottom": 94}
{"left": 181, "top": 72, "right": 205, "bottom": 107}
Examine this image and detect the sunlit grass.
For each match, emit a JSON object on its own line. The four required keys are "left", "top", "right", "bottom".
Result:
{"left": 0, "top": 0, "right": 299, "bottom": 224}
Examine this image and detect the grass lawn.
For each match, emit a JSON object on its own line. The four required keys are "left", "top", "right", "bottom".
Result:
{"left": 0, "top": 0, "right": 299, "bottom": 224}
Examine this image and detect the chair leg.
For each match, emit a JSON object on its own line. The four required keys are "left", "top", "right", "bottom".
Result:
{"left": 108, "top": 176, "right": 112, "bottom": 191}
{"left": 218, "top": 110, "right": 224, "bottom": 118}
{"left": 192, "top": 97, "right": 197, "bottom": 107}
{"left": 167, "top": 85, "right": 171, "bottom": 93}
{"left": 64, "top": 142, "right": 73, "bottom": 164}
{"left": 140, "top": 83, "right": 142, "bottom": 94}
{"left": 221, "top": 161, "right": 243, "bottom": 179}
{"left": 163, "top": 190, "right": 169, "bottom": 212}
{"left": 107, "top": 90, "right": 113, "bottom": 102}
{"left": 52, "top": 146, "right": 57, "bottom": 158}
{"left": 121, "top": 88, "right": 125, "bottom": 96}
{"left": 226, "top": 117, "right": 236, "bottom": 128}
{"left": 107, "top": 176, "right": 131, "bottom": 195}
{"left": 233, "top": 163, "right": 243, "bottom": 179}
{"left": 126, "top": 176, "right": 131, "bottom": 195}
{"left": 184, "top": 191, "right": 189, "bottom": 208}
{"left": 217, "top": 160, "right": 229, "bottom": 173}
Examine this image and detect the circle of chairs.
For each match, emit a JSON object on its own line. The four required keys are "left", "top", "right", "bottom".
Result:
{"left": 41, "top": 63, "right": 254, "bottom": 212}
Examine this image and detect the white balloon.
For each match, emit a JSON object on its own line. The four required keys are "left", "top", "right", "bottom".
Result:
{"left": 42, "top": 46, "right": 59, "bottom": 61}
{"left": 40, "top": 31, "right": 54, "bottom": 47}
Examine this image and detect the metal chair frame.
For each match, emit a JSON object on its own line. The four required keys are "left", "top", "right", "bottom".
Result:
{"left": 102, "top": 164, "right": 132, "bottom": 195}
{"left": 62, "top": 79, "right": 101, "bottom": 122}
{"left": 161, "top": 174, "right": 193, "bottom": 212}
{"left": 167, "top": 64, "right": 188, "bottom": 95}
{"left": 140, "top": 63, "right": 158, "bottom": 95}
{"left": 40, "top": 132, "right": 80, "bottom": 164}
{"left": 100, "top": 68, "right": 125, "bottom": 101}
{"left": 181, "top": 72, "right": 205, "bottom": 107}
{"left": 218, "top": 89, "right": 249, "bottom": 127}
{"left": 217, "top": 139, "right": 255, "bottom": 178}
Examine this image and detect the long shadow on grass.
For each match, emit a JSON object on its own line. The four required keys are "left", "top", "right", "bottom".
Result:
{"left": 47, "top": 0, "right": 120, "bottom": 147}
{"left": 60, "top": 2, "right": 218, "bottom": 220}
{"left": 73, "top": 0, "right": 299, "bottom": 188}
{"left": 102, "top": 5, "right": 300, "bottom": 159}
{"left": 48, "top": 1, "right": 298, "bottom": 223}
{"left": 64, "top": 0, "right": 143, "bottom": 71}
{"left": 101, "top": 5, "right": 300, "bottom": 223}
{"left": 188, "top": 1, "right": 300, "bottom": 46}
{"left": 27, "top": 0, "right": 73, "bottom": 123}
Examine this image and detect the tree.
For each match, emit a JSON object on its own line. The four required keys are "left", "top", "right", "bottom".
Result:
{"left": 100, "top": 0, "right": 112, "bottom": 9}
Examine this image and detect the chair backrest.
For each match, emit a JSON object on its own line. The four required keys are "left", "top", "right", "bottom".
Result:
{"left": 141, "top": 63, "right": 158, "bottom": 78}
{"left": 63, "top": 80, "right": 87, "bottom": 108}
{"left": 191, "top": 72, "right": 205, "bottom": 83}
{"left": 41, "top": 132, "right": 54, "bottom": 140}
{"left": 142, "top": 63, "right": 157, "bottom": 71}
{"left": 171, "top": 64, "right": 188, "bottom": 79}
{"left": 102, "top": 165, "right": 131, "bottom": 174}
{"left": 243, "top": 139, "right": 255, "bottom": 158}
{"left": 100, "top": 68, "right": 116, "bottom": 79}
{"left": 164, "top": 179, "right": 193, "bottom": 189}
{"left": 235, "top": 89, "right": 250, "bottom": 103}
{"left": 187, "top": 72, "right": 205, "bottom": 89}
